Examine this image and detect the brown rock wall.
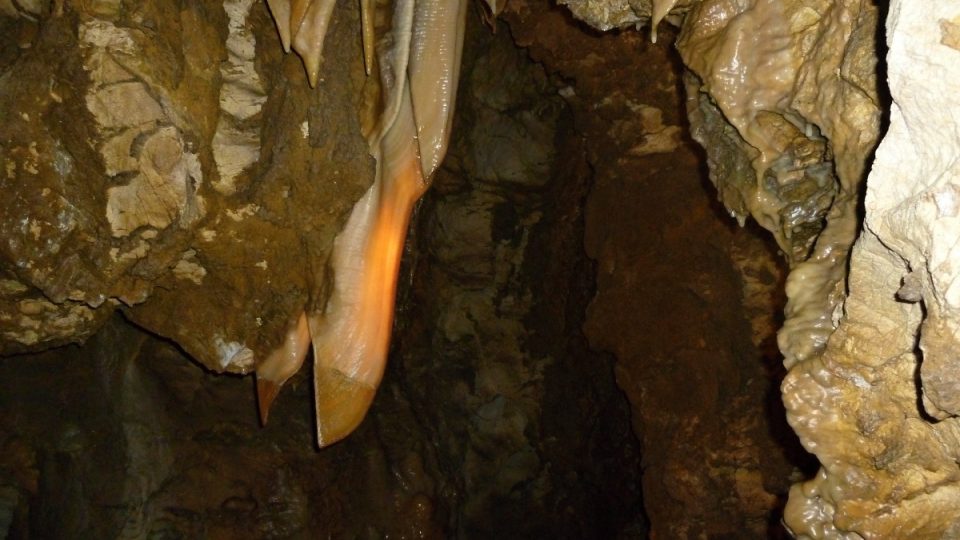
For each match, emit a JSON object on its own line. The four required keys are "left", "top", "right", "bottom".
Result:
{"left": 0, "top": 1, "right": 371, "bottom": 374}
{"left": 503, "top": 3, "right": 810, "bottom": 536}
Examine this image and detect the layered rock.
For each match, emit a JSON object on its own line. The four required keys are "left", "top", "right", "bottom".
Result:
{"left": 0, "top": 1, "right": 371, "bottom": 372}
{"left": 784, "top": 2, "right": 960, "bottom": 536}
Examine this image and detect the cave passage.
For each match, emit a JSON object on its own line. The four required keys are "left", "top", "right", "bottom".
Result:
{"left": 0, "top": 2, "right": 824, "bottom": 538}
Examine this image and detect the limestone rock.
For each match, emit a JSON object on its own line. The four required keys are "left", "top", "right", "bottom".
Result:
{"left": 555, "top": 0, "right": 960, "bottom": 536}
{"left": 557, "top": 0, "right": 697, "bottom": 35}
{"left": 503, "top": 2, "right": 805, "bottom": 536}
{"left": 783, "top": 2, "right": 960, "bottom": 536}
{"left": 0, "top": 1, "right": 372, "bottom": 374}
{"left": 677, "top": 0, "right": 880, "bottom": 368}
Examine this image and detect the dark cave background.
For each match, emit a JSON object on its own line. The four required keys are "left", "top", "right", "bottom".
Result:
{"left": 0, "top": 3, "right": 817, "bottom": 538}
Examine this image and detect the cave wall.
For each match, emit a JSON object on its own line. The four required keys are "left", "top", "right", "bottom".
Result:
{"left": 784, "top": 2, "right": 960, "bottom": 536}
{"left": 502, "top": 3, "right": 807, "bottom": 536}
{"left": 5, "top": 0, "right": 959, "bottom": 538}
{"left": 562, "top": 0, "right": 960, "bottom": 537}
{"left": 393, "top": 18, "right": 644, "bottom": 536}
{"left": 0, "top": 0, "right": 371, "bottom": 372}
{"left": 0, "top": 314, "right": 449, "bottom": 538}
{"left": 0, "top": 5, "right": 646, "bottom": 537}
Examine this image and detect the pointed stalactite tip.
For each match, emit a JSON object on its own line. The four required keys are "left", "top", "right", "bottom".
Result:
{"left": 256, "top": 376, "right": 282, "bottom": 425}
{"left": 313, "top": 366, "right": 377, "bottom": 447}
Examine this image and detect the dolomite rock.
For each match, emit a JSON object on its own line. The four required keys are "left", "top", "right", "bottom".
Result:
{"left": 0, "top": 1, "right": 372, "bottom": 372}
{"left": 783, "top": 1, "right": 960, "bottom": 536}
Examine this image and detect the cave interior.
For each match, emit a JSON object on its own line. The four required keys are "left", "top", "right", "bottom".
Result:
{"left": 2, "top": 0, "right": 941, "bottom": 538}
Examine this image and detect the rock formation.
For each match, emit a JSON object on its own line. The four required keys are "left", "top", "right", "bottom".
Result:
{"left": 784, "top": 2, "right": 960, "bottom": 536}
{"left": 3, "top": 0, "right": 958, "bottom": 537}
{"left": 1, "top": 0, "right": 371, "bottom": 374}
{"left": 562, "top": 0, "right": 960, "bottom": 537}
{"left": 1, "top": 3, "right": 641, "bottom": 536}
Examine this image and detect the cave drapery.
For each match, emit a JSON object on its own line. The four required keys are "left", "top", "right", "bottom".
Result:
{"left": 2, "top": 0, "right": 958, "bottom": 537}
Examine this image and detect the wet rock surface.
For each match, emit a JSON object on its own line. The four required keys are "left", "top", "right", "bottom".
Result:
{"left": 0, "top": 0, "right": 371, "bottom": 372}
{"left": 783, "top": 2, "right": 960, "bottom": 536}
{"left": 5, "top": 0, "right": 929, "bottom": 537}
{"left": 549, "top": 0, "right": 960, "bottom": 537}
{"left": 503, "top": 2, "right": 811, "bottom": 536}
{"left": 1, "top": 6, "right": 645, "bottom": 538}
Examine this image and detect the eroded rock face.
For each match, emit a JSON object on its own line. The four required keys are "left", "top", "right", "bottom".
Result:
{"left": 503, "top": 2, "right": 808, "bottom": 536}
{"left": 1, "top": 6, "right": 645, "bottom": 537}
{"left": 9, "top": 0, "right": 956, "bottom": 537}
{"left": 676, "top": 0, "right": 880, "bottom": 369}
{"left": 558, "top": 0, "right": 698, "bottom": 36}
{"left": 0, "top": 1, "right": 371, "bottom": 372}
{"left": 555, "top": 0, "right": 960, "bottom": 536}
{"left": 783, "top": 2, "right": 960, "bottom": 536}
{"left": 394, "top": 19, "right": 643, "bottom": 536}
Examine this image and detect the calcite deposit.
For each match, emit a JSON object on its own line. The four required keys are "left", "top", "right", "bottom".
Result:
{"left": 677, "top": 0, "right": 880, "bottom": 370}
{"left": 783, "top": 1, "right": 960, "bottom": 536}
{"left": 557, "top": 0, "right": 960, "bottom": 536}
{"left": 4, "top": 0, "right": 958, "bottom": 537}
{"left": 0, "top": 0, "right": 372, "bottom": 371}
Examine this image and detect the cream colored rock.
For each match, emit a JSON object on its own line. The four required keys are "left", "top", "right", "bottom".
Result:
{"left": 0, "top": 0, "right": 365, "bottom": 366}
{"left": 213, "top": 0, "right": 267, "bottom": 196}
{"left": 678, "top": 0, "right": 879, "bottom": 368}
{"left": 552, "top": 0, "right": 952, "bottom": 536}
{"left": 557, "top": 0, "right": 651, "bottom": 31}
{"left": 81, "top": 18, "right": 207, "bottom": 238}
{"left": 784, "top": 1, "right": 960, "bottom": 536}
{"left": 105, "top": 126, "right": 205, "bottom": 237}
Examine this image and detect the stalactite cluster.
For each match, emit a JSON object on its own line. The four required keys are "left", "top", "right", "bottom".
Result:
{"left": 3, "top": 0, "right": 959, "bottom": 537}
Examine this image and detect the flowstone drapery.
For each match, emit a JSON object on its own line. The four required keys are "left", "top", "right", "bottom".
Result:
{"left": 565, "top": 0, "right": 960, "bottom": 536}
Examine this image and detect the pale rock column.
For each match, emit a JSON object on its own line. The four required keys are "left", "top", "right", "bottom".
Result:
{"left": 784, "top": 1, "right": 960, "bottom": 537}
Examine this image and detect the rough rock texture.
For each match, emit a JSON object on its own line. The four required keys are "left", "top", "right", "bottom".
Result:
{"left": 676, "top": 0, "right": 881, "bottom": 369}
{"left": 12, "top": 0, "right": 952, "bottom": 537}
{"left": 503, "top": 2, "right": 813, "bottom": 536}
{"left": 548, "top": 0, "right": 960, "bottom": 536}
{"left": 394, "top": 19, "right": 644, "bottom": 537}
{"left": 0, "top": 0, "right": 371, "bottom": 372}
{"left": 558, "top": 0, "right": 697, "bottom": 34}
{"left": 783, "top": 2, "right": 960, "bottom": 536}
{"left": 1, "top": 8, "right": 646, "bottom": 537}
{"left": 0, "top": 316, "right": 445, "bottom": 538}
